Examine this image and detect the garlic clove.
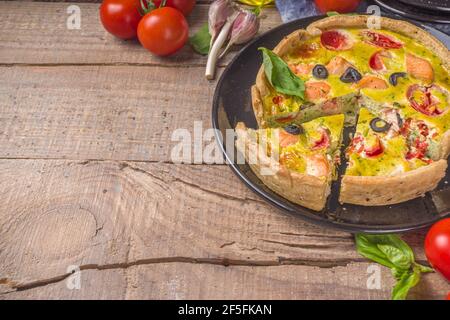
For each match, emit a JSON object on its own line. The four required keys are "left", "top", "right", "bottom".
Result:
{"left": 219, "top": 9, "right": 260, "bottom": 59}
{"left": 208, "top": 0, "right": 235, "bottom": 45}
{"left": 230, "top": 9, "right": 260, "bottom": 45}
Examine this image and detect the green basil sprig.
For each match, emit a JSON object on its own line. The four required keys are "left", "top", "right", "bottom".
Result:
{"left": 189, "top": 23, "right": 211, "bottom": 55}
{"left": 355, "top": 234, "right": 434, "bottom": 300}
{"left": 258, "top": 47, "right": 305, "bottom": 99}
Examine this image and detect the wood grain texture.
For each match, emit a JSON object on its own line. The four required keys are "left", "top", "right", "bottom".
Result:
{"left": 0, "top": 2, "right": 282, "bottom": 65}
{"left": 1, "top": 1, "right": 448, "bottom": 300}
{"left": 1, "top": 159, "right": 448, "bottom": 299}
{"left": 0, "top": 65, "right": 218, "bottom": 161}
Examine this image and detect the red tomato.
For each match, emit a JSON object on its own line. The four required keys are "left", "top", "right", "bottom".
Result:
{"left": 312, "top": 128, "right": 331, "bottom": 150}
{"left": 369, "top": 51, "right": 391, "bottom": 72}
{"left": 137, "top": 7, "right": 188, "bottom": 56}
{"left": 425, "top": 218, "right": 450, "bottom": 282}
{"left": 314, "top": 0, "right": 361, "bottom": 13}
{"left": 272, "top": 95, "right": 284, "bottom": 105}
{"left": 100, "top": 0, "right": 142, "bottom": 39}
{"left": 361, "top": 30, "right": 403, "bottom": 49}
{"left": 406, "top": 84, "right": 443, "bottom": 117}
{"left": 152, "top": 0, "right": 196, "bottom": 16}
{"left": 447, "top": 292, "right": 450, "bottom": 300}
{"left": 320, "top": 30, "right": 353, "bottom": 51}
{"left": 364, "top": 136, "right": 384, "bottom": 157}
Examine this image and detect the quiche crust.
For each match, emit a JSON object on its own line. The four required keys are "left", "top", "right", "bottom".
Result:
{"left": 236, "top": 122, "right": 330, "bottom": 211}
{"left": 339, "top": 159, "right": 447, "bottom": 206}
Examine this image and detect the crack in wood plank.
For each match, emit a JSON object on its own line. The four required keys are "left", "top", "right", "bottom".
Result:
{"left": 1, "top": 256, "right": 367, "bottom": 294}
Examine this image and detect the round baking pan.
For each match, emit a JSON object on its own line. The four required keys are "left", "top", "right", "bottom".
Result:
{"left": 212, "top": 15, "right": 450, "bottom": 233}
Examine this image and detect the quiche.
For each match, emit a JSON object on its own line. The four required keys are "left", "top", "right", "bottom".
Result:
{"left": 236, "top": 114, "right": 345, "bottom": 211}
{"left": 238, "top": 15, "right": 450, "bottom": 211}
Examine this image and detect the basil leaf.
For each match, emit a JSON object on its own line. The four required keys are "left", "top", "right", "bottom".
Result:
{"left": 326, "top": 11, "right": 358, "bottom": 17}
{"left": 392, "top": 268, "right": 408, "bottom": 281}
{"left": 377, "top": 244, "right": 411, "bottom": 271}
{"left": 189, "top": 23, "right": 211, "bottom": 55}
{"left": 258, "top": 47, "right": 305, "bottom": 99}
{"left": 392, "top": 267, "right": 421, "bottom": 300}
{"left": 355, "top": 234, "right": 435, "bottom": 300}
{"left": 356, "top": 234, "right": 414, "bottom": 270}
{"left": 355, "top": 234, "right": 396, "bottom": 269}
{"left": 414, "top": 263, "right": 434, "bottom": 274}
{"left": 327, "top": 11, "right": 340, "bottom": 17}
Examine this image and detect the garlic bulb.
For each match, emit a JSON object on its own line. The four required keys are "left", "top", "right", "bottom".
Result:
{"left": 219, "top": 9, "right": 260, "bottom": 59}
{"left": 208, "top": 0, "right": 235, "bottom": 44}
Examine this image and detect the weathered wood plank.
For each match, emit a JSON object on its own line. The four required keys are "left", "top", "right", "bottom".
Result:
{"left": 0, "top": 2, "right": 282, "bottom": 65}
{"left": 0, "top": 65, "right": 218, "bottom": 161}
{"left": 3, "top": 262, "right": 449, "bottom": 300}
{"left": 1, "top": 159, "right": 447, "bottom": 299}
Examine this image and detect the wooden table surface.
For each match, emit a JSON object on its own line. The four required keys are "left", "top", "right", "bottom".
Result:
{"left": 1, "top": 0, "right": 449, "bottom": 300}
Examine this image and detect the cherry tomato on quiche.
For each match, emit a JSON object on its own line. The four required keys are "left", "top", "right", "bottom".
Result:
{"left": 321, "top": 30, "right": 353, "bottom": 51}
{"left": 369, "top": 51, "right": 392, "bottom": 72}
{"left": 360, "top": 30, "right": 403, "bottom": 49}
{"left": 425, "top": 218, "right": 450, "bottom": 282}
{"left": 100, "top": 0, "right": 142, "bottom": 39}
{"left": 311, "top": 128, "right": 331, "bottom": 150}
{"left": 406, "top": 84, "right": 445, "bottom": 117}
{"left": 137, "top": 7, "right": 189, "bottom": 56}
{"left": 314, "top": 0, "right": 361, "bottom": 14}
{"left": 152, "top": 0, "right": 196, "bottom": 16}
{"left": 364, "top": 136, "right": 383, "bottom": 157}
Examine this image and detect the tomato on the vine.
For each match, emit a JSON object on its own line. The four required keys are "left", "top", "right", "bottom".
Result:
{"left": 314, "top": 0, "right": 361, "bottom": 14}
{"left": 137, "top": 7, "right": 189, "bottom": 56}
{"left": 100, "top": 0, "right": 142, "bottom": 39}
{"left": 425, "top": 218, "right": 450, "bottom": 282}
{"left": 152, "top": 0, "right": 196, "bottom": 16}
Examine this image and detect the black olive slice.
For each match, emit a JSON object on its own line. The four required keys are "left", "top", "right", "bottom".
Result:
{"left": 370, "top": 118, "right": 391, "bottom": 133}
{"left": 312, "top": 64, "right": 329, "bottom": 79}
{"left": 283, "top": 124, "right": 303, "bottom": 135}
{"left": 389, "top": 72, "right": 407, "bottom": 86}
{"left": 340, "top": 67, "right": 362, "bottom": 83}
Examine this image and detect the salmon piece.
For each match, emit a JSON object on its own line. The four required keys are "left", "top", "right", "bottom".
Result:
{"left": 306, "top": 154, "right": 330, "bottom": 177}
{"left": 305, "top": 81, "right": 331, "bottom": 101}
{"left": 406, "top": 53, "right": 434, "bottom": 82}
{"left": 326, "top": 56, "right": 353, "bottom": 75}
{"left": 279, "top": 129, "right": 299, "bottom": 147}
{"left": 357, "top": 75, "right": 388, "bottom": 89}
{"left": 289, "top": 63, "right": 313, "bottom": 76}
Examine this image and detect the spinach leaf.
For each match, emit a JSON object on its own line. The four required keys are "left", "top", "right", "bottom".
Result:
{"left": 258, "top": 47, "right": 305, "bottom": 99}
{"left": 355, "top": 234, "right": 434, "bottom": 300}
{"left": 189, "top": 23, "right": 211, "bottom": 55}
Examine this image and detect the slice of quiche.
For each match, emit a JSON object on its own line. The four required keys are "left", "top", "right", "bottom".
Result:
{"left": 236, "top": 114, "right": 345, "bottom": 211}
{"left": 339, "top": 108, "right": 447, "bottom": 206}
